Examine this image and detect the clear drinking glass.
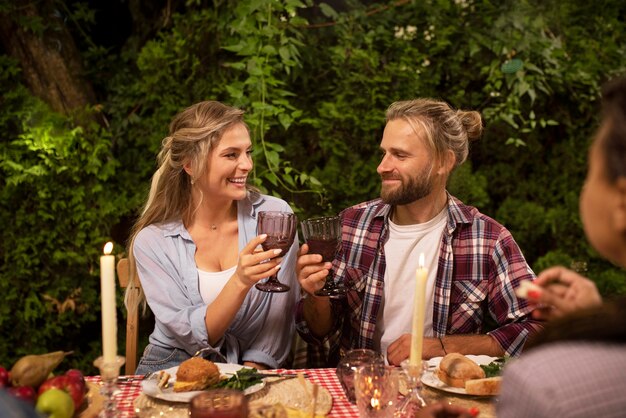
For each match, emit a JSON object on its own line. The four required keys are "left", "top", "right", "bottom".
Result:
{"left": 336, "top": 348, "right": 385, "bottom": 404}
{"left": 190, "top": 389, "right": 248, "bottom": 418}
{"left": 395, "top": 359, "right": 427, "bottom": 417}
{"left": 255, "top": 211, "right": 297, "bottom": 293}
{"left": 354, "top": 364, "right": 399, "bottom": 418}
{"left": 300, "top": 215, "right": 344, "bottom": 298}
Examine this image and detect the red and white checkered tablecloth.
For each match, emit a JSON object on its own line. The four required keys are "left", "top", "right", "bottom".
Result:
{"left": 275, "top": 368, "right": 358, "bottom": 417}
{"left": 86, "top": 368, "right": 359, "bottom": 417}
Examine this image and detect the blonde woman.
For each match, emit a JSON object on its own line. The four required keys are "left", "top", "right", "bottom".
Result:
{"left": 128, "top": 101, "right": 299, "bottom": 374}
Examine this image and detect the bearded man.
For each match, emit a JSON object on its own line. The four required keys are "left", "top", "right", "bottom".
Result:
{"left": 295, "top": 99, "right": 542, "bottom": 366}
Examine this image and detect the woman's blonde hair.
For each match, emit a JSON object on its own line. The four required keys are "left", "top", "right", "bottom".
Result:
{"left": 125, "top": 101, "right": 247, "bottom": 310}
{"left": 386, "top": 98, "right": 483, "bottom": 170}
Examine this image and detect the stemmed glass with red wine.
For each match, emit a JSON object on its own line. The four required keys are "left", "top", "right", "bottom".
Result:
{"left": 301, "top": 215, "right": 345, "bottom": 298}
{"left": 256, "top": 211, "right": 297, "bottom": 293}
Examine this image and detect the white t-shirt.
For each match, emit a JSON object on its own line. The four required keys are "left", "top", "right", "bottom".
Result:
{"left": 374, "top": 209, "right": 447, "bottom": 362}
{"left": 198, "top": 265, "right": 236, "bottom": 305}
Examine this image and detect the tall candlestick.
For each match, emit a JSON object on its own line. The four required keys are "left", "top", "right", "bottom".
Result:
{"left": 100, "top": 242, "right": 117, "bottom": 363}
{"left": 409, "top": 253, "right": 428, "bottom": 365}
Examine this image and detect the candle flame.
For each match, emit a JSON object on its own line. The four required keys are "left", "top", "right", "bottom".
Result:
{"left": 371, "top": 397, "right": 381, "bottom": 409}
{"left": 418, "top": 253, "right": 425, "bottom": 268}
{"left": 370, "top": 388, "right": 382, "bottom": 410}
{"left": 103, "top": 242, "right": 113, "bottom": 255}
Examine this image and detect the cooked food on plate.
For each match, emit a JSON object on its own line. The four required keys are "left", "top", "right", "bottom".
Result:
{"left": 156, "top": 370, "right": 171, "bottom": 389}
{"left": 435, "top": 353, "right": 486, "bottom": 388}
{"left": 434, "top": 353, "right": 505, "bottom": 395}
{"left": 173, "top": 357, "right": 220, "bottom": 392}
{"left": 464, "top": 376, "right": 502, "bottom": 396}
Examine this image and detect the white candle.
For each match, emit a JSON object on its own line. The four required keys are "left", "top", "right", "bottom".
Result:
{"left": 409, "top": 253, "right": 428, "bottom": 365}
{"left": 100, "top": 242, "right": 117, "bottom": 363}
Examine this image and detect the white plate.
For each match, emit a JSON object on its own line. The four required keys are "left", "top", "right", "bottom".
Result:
{"left": 141, "top": 363, "right": 266, "bottom": 402}
{"left": 421, "top": 355, "right": 499, "bottom": 396}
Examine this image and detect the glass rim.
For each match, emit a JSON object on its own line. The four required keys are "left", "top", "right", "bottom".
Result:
{"left": 257, "top": 210, "right": 296, "bottom": 217}
{"left": 302, "top": 215, "right": 340, "bottom": 224}
{"left": 190, "top": 388, "right": 246, "bottom": 407}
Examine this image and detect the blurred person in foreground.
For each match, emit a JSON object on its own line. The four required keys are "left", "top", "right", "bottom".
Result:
{"left": 127, "top": 101, "right": 299, "bottom": 374}
{"left": 296, "top": 98, "right": 543, "bottom": 366}
{"left": 497, "top": 77, "right": 626, "bottom": 417}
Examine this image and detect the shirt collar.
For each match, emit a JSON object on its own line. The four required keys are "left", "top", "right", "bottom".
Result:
{"left": 445, "top": 191, "right": 474, "bottom": 232}
{"left": 372, "top": 199, "right": 393, "bottom": 221}
{"left": 161, "top": 220, "right": 189, "bottom": 239}
{"left": 240, "top": 189, "right": 265, "bottom": 219}
{"left": 374, "top": 192, "right": 473, "bottom": 230}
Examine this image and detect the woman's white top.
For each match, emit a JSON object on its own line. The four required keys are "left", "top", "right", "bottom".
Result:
{"left": 198, "top": 265, "right": 236, "bottom": 305}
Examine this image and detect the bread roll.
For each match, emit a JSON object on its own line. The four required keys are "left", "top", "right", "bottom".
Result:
{"left": 173, "top": 357, "right": 221, "bottom": 392}
{"left": 435, "top": 353, "right": 485, "bottom": 388}
{"left": 465, "top": 376, "right": 502, "bottom": 395}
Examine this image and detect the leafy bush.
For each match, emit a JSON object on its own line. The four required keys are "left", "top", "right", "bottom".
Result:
{"left": 0, "top": 58, "right": 124, "bottom": 371}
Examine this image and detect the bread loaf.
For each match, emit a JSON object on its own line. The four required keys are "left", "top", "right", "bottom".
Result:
{"left": 435, "top": 353, "right": 486, "bottom": 388}
{"left": 173, "top": 357, "right": 221, "bottom": 392}
{"left": 464, "top": 376, "right": 502, "bottom": 395}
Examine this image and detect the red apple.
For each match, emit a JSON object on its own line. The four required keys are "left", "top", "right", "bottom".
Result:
{"left": 0, "top": 366, "right": 9, "bottom": 388}
{"left": 64, "top": 369, "right": 86, "bottom": 394}
{"left": 38, "top": 375, "right": 84, "bottom": 410}
{"left": 8, "top": 385, "right": 37, "bottom": 404}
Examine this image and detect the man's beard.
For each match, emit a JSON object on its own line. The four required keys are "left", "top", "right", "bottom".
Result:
{"left": 380, "top": 167, "right": 433, "bottom": 205}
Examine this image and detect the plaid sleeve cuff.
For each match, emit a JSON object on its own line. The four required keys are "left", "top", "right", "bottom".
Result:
{"left": 488, "top": 318, "right": 544, "bottom": 356}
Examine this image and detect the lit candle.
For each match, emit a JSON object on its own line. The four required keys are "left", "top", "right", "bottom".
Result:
{"left": 100, "top": 242, "right": 117, "bottom": 363}
{"left": 409, "top": 253, "right": 428, "bottom": 365}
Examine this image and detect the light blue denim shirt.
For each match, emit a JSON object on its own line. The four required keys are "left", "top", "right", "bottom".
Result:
{"left": 133, "top": 191, "right": 299, "bottom": 371}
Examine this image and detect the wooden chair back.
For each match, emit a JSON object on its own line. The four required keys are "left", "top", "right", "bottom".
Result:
{"left": 117, "top": 258, "right": 140, "bottom": 375}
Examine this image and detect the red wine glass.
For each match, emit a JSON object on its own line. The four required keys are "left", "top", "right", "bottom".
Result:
{"left": 301, "top": 215, "right": 345, "bottom": 298}
{"left": 255, "top": 211, "right": 297, "bottom": 293}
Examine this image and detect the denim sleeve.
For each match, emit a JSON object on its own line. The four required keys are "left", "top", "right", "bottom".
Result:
{"left": 133, "top": 226, "right": 210, "bottom": 355}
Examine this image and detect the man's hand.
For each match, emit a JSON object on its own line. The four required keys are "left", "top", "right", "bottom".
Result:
{"left": 297, "top": 243, "right": 334, "bottom": 338}
{"left": 297, "top": 243, "right": 332, "bottom": 295}
{"left": 386, "top": 334, "right": 443, "bottom": 365}
{"left": 529, "top": 266, "right": 603, "bottom": 321}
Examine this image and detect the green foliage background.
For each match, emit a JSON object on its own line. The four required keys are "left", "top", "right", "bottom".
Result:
{"left": 1, "top": 0, "right": 625, "bottom": 372}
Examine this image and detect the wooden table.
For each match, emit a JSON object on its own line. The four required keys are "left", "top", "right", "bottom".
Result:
{"left": 86, "top": 368, "right": 495, "bottom": 417}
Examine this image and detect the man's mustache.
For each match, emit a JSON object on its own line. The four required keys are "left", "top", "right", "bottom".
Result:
{"left": 380, "top": 175, "right": 402, "bottom": 181}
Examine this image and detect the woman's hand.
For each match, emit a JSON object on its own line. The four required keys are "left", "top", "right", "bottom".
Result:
{"left": 296, "top": 243, "right": 332, "bottom": 295}
{"left": 243, "top": 361, "right": 268, "bottom": 370}
{"left": 529, "top": 266, "right": 603, "bottom": 321}
{"left": 235, "top": 234, "right": 284, "bottom": 288}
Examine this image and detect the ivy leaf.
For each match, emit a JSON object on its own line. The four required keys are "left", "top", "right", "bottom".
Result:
{"left": 278, "top": 113, "right": 292, "bottom": 130}
{"left": 319, "top": 3, "right": 338, "bottom": 18}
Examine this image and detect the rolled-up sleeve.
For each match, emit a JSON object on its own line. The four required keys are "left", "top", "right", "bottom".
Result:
{"left": 486, "top": 229, "right": 543, "bottom": 356}
{"left": 134, "top": 226, "right": 209, "bottom": 354}
{"left": 241, "top": 237, "right": 300, "bottom": 368}
{"left": 237, "top": 197, "right": 300, "bottom": 367}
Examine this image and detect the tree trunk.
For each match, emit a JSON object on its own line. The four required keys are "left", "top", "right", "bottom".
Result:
{"left": 0, "top": 1, "right": 96, "bottom": 115}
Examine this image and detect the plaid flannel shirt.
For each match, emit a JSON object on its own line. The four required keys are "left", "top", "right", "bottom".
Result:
{"left": 295, "top": 193, "right": 543, "bottom": 367}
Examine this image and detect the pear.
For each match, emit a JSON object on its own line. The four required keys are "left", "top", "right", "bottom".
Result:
{"left": 10, "top": 351, "right": 73, "bottom": 388}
